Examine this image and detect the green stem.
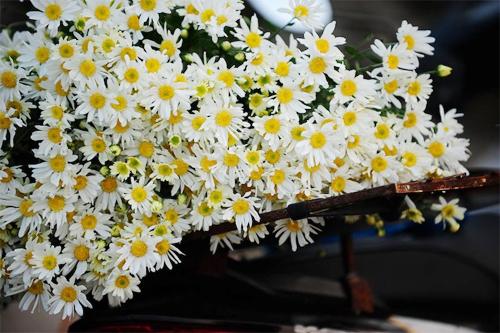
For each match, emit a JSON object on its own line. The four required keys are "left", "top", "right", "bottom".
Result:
{"left": 270, "top": 17, "right": 296, "bottom": 39}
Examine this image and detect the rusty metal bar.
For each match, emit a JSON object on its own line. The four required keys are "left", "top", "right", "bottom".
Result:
{"left": 185, "top": 172, "right": 499, "bottom": 240}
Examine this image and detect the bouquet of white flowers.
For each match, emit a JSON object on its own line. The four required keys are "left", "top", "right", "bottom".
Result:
{"left": 0, "top": 0, "right": 471, "bottom": 319}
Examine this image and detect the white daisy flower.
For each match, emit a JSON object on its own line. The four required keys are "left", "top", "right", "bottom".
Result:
{"left": 209, "top": 231, "right": 242, "bottom": 254}
{"left": 332, "top": 68, "right": 376, "bottom": 105}
{"left": 70, "top": 209, "right": 112, "bottom": 240}
{"left": 274, "top": 218, "right": 320, "bottom": 252}
{"left": 120, "top": 177, "right": 156, "bottom": 214}
{"left": 30, "top": 244, "right": 66, "bottom": 280}
{"left": 102, "top": 270, "right": 140, "bottom": 303}
{"left": 279, "top": 0, "right": 325, "bottom": 30}
{"left": 116, "top": 233, "right": 161, "bottom": 276}
{"left": 232, "top": 14, "right": 270, "bottom": 51}
{"left": 19, "top": 280, "right": 51, "bottom": 313}
{"left": 223, "top": 193, "right": 261, "bottom": 233}
{"left": 397, "top": 20, "right": 435, "bottom": 56}
{"left": 49, "top": 276, "right": 92, "bottom": 319}
{"left": 431, "top": 196, "right": 466, "bottom": 232}
{"left": 400, "top": 196, "right": 425, "bottom": 224}
{"left": 27, "top": 0, "right": 80, "bottom": 36}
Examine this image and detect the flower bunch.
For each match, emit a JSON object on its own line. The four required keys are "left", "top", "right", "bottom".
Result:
{"left": 0, "top": 0, "right": 470, "bottom": 318}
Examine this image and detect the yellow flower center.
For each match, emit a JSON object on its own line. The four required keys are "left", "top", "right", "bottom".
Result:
{"left": 15, "top": 198, "right": 33, "bottom": 218}
{"left": 315, "top": 38, "right": 330, "bottom": 53}
{"left": 101, "top": 177, "right": 117, "bottom": 192}
{"left": 157, "top": 164, "right": 174, "bottom": 177}
{"left": 271, "top": 169, "right": 285, "bottom": 185}
{"left": 340, "top": 80, "right": 357, "bottom": 96}
{"left": 138, "top": 140, "right": 154, "bottom": 158}
{"left": 347, "top": 135, "right": 360, "bottom": 149}
{"left": 35, "top": 46, "right": 50, "bottom": 64}
{"left": 197, "top": 201, "right": 213, "bottom": 217}
{"left": 275, "top": 61, "right": 290, "bottom": 77}
{"left": 407, "top": 81, "right": 421, "bottom": 96}
{"left": 120, "top": 47, "right": 137, "bottom": 61}
{"left": 403, "top": 35, "right": 415, "bottom": 50}
{"left": 294, "top": 5, "right": 309, "bottom": 17}
{"left": 160, "top": 40, "right": 176, "bottom": 57}
{"left": 309, "top": 57, "right": 327, "bottom": 74}
{"left": 402, "top": 151, "right": 417, "bottom": 167}
{"left": 233, "top": 198, "right": 250, "bottom": 215}
{"left": 310, "top": 131, "right": 327, "bottom": 149}
{"left": 115, "top": 275, "right": 130, "bottom": 288}
{"left": 60, "top": 286, "right": 77, "bottom": 303}
{"left": 111, "top": 95, "right": 127, "bottom": 111}
{"left": 49, "top": 154, "right": 66, "bottom": 172}
{"left": 371, "top": 156, "right": 388, "bottom": 172}
{"left": 441, "top": 204, "right": 455, "bottom": 218}
{"left": 91, "top": 138, "right": 106, "bottom": 152}
{"left": 131, "top": 186, "right": 148, "bottom": 203}
{"left": 58, "top": 43, "right": 74, "bottom": 58}
{"left": 155, "top": 239, "right": 170, "bottom": 255}
{"left": 246, "top": 32, "right": 262, "bottom": 48}
{"left": 94, "top": 5, "right": 110, "bottom": 21}
{"left": 28, "top": 281, "right": 44, "bottom": 295}
{"left": 264, "top": 117, "right": 281, "bottom": 134}
{"left": 127, "top": 14, "right": 140, "bottom": 30}
{"left": 173, "top": 159, "right": 188, "bottom": 176}
{"left": 223, "top": 153, "right": 240, "bottom": 167}
{"left": 45, "top": 3, "right": 62, "bottom": 20}
{"left": 245, "top": 151, "right": 261, "bottom": 165}
{"left": 428, "top": 141, "right": 445, "bottom": 158}
{"left": 200, "top": 156, "right": 217, "bottom": 172}
{"left": 140, "top": 0, "right": 156, "bottom": 11}
{"left": 79, "top": 59, "right": 96, "bottom": 77}
{"left": 74, "top": 245, "right": 90, "bottom": 261}
{"left": 42, "top": 255, "right": 57, "bottom": 270}
{"left": 124, "top": 68, "right": 139, "bottom": 83}
{"left": 191, "top": 115, "right": 205, "bottom": 130}
{"left": 145, "top": 58, "right": 160, "bottom": 73}
{"left": 215, "top": 110, "right": 232, "bottom": 127}
{"left": 290, "top": 126, "right": 305, "bottom": 141}
{"left": 374, "top": 123, "right": 390, "bottom": 139}
{"left": 265, "top": 149, "right": 281, "bottom": 164}
{"left": 47, "top": 127, "right": 62, "bottom": 144}
{"left": 403, "top": 112, "right": 417, "bottom": 128}
{"left": 384, "top": 79, "right": 398, "bottom": 94}
{"left": 217, "top": 70, "right": 234, "bottom": 87}
{"left": 73, "top": 175, "right": 88, "bottom": 191}
{"left": 130, "top": 240, "right": 148, "bottom": 257}
{"left": 276, "top": 87, "right": 294, "bottom": 104}
{"left": 286, "top": 220, "right": 302, "bottom": 232}
{"left": 47, "top": 195, "right": 65, "bottom": 212}
{"left": 80, "top": 214, "right": 97, "bottom": 230}
{"left": 158, "top": 85, "right": 175, "bottom": 100}
{"left": 1, "top": 71, "right": 17, "bottom": 88}
{"left": 331, "top": 176, "right": 346, "bottom": 192}
{"left": 387, "top": 54, "right": 399, "bottom": 69}
{"left": 343, "top": 111, "right": 357, "bottom": 126}
{"left": 165, "top": 209, "right": 178, "bottom": 223}
{"left": 200, "top": 9, "right": 215, "bottom": 23}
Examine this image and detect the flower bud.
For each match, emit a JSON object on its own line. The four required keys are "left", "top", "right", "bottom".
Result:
{"left": 110, "top": 144, "right": 121, "bottom": 156}
{"left": 169, "top": 135, "right": 181, "bottom": 147}
{"left": 99, "top": 166, "right": 110, "bottom": 176}
{"left": 437, "top": 64, "right": 452, "bottom": 77}
{"left": 180, "top": 29, "right": 189, "bottom": 39}
{"left": 234, "top": 52, "right": 245, "bottom": 62}
{"left": 448, "top": 221, "right": 460, "bottom": 233}
{"left": 151, "top": 200, "right": 163, "bottom": 213}
{"left": 221, "top": 41, "right": 232, "bottom": 51}
{"left": 177, "top": 193, "right": 187, "bottom": 205}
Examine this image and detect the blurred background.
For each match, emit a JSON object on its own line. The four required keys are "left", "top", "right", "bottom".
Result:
{"left": 0, "top": 0, "right": 498, "bottom": 332}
